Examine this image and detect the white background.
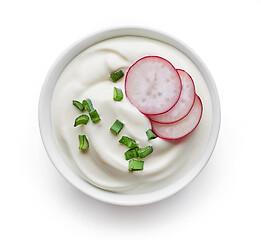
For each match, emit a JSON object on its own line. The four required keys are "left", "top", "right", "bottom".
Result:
{"left": 1, "top": 0, "right": 260, "bottom": 239}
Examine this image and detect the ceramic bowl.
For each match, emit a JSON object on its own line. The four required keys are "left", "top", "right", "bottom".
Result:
{"left": 39, "top": 27, "right": 221, "bottom": 206}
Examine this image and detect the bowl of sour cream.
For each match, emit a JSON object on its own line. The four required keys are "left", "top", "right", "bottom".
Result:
{"left": 39, "top": 27, "right": 221, "bottom": 206}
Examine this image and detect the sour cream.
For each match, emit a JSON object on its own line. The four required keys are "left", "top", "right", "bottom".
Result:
{"left": 51, "top": 36, "right": 212, "bottom": 193}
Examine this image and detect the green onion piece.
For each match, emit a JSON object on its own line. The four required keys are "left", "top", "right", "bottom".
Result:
{"left": 124, "top": 148, "right": 139, "bottom": 160}
{"left": 137, "top": 146, "right": 153, "bottom": 158}
{"left": 89, "top": 109, "right": 101, "bottom": 123}
{"left": 73, "top": 100, "right": 84, "bottom": 111}
{"left": 113, "top": 87, "right": 123, "bottom": 101}
{"left": 74, "top": 114, "right": 89, "bottom": 127}
{"left": 110, "top": 70, "right": 124, "bottom": 82}
{"left": 146, "top": 129, "right": 157, "bottom": 140}
{"left": 110, "top": 119, "right": 124, "bottom": 135}
{"left": 129, "top": 159, "right": 144, "bottom": 171}
{"left": 119, "top": 136, "right": 138, "bottom": 149}
{"left": 82, "top": 99, "right": 94, "bottom": 112}
{"left": 78, "top": 135, "right": 89, "bottom": 150}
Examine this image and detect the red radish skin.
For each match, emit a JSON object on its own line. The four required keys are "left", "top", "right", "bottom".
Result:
{"left": 151, "top": 95, "right": 203, "bottom": 140}
{"left": 149, "top": 69, "right": 196, "bottom": 124}
{"left": 125, "top": 56, "right": 182, "bottom": 115}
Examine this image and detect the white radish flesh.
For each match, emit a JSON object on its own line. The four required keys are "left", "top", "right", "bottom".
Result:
{"left": 151, "top": 95, "right": 203, "bottom": 140}
{"left": 149, "top": 69, "right": 195, "bottom": 123}
{"left": 125, "top": 56, "right": 182, "bottom": 115}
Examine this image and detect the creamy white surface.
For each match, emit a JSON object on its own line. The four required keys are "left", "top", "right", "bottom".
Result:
{"left": 51, "top": 36, "right": 212, "bottom": 193}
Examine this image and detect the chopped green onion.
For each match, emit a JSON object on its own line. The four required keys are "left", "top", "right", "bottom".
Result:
{"left": 110, "top": 119, "right": 124, "bottom": 135}
{"left": 124, "top": 148, "right": 139, "bottom": 160}
{"left": 113, "top": 87, "right": 123, "bottom": 101}
{"left": 146, "top": 129, "right": 157, "bottom": 140}
{"left": 89, "top": 109, "right": 101, "bottom": 123}
{"left": 73, "top": 100, "right": 84, "bottom": 111}
{"left": 137, "top": 146, "right": 153, "bottom": 158}
{"left": 82, "top": 99, "right": 94, "bottom": 112}
{"left": 78, "top": 135, "right": 89, "bottom": 150}
{"left": 110, "top": 70, "right": 124, "bottom": 82}
{"left": 74, "top": 114, "right": 89, "bottom": 127}
{"left": 129, "top": 159, "right": 144, "bottom": 171}
{"left": 119, "top": 136, "right": 138, "bottom": 149}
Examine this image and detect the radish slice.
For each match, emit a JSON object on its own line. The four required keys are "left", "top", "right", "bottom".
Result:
{"left": 125, "top": 56, "right": 182, "bottom": 115}
{"left": 149, "top": 69, "right": 196, "bottom": 123}
{"left": 151, "top": 95, "right": 203, "bottom": 140}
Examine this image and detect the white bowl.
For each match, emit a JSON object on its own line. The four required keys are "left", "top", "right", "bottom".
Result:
{"left": 39, "top": 27, "right": 221, "bottom": 206}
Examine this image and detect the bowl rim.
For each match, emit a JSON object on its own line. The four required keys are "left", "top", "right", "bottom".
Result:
{"left": 38, "top": 26, "right": 221, "bottom": 206}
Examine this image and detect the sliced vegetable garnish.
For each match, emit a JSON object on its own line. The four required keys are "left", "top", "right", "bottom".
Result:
{"left": 78, "top": 135, "right": 89, "bottom": 150}
{"left": 149, "top": 69, "right": 196, "bottom": 124}
{"left": 110, "top": 70, "right": 124, "bottom": 82}
{"left": 124, "top": 148, "right": 138, "bottom": 160}
{"left": 113, "top": 87, "right": 123, "bottom": 101}
{"left": 146, "top": 129, "right": 157, "bottom": 140}
{"left": 74, "top": 114, "right": 89, "bottom": 127}
{"left": 110, "top": 119, "right": 124, "bottom": 135}
{"left": 82, "top": 99, "right": 94, "bottom": 112}
{"left": 129, "top": 159, "right": 144, "bottom": 171}
{"left": 89, "top": 109, "right": 101, "bottom": 123}
{"left": 137, "top": 146, "right": 153, "bottom": 158}
{"left": 73, "top": 100, "right": 84, "bottom": 111}
{"left": 151, "top": 95, "right": 203, "bottom": 140}
{"left": 119, "top": 136, "right": 138, "bottom": 149}
{"left": 125, "top": 56, "right": 182, "bottom": 115}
